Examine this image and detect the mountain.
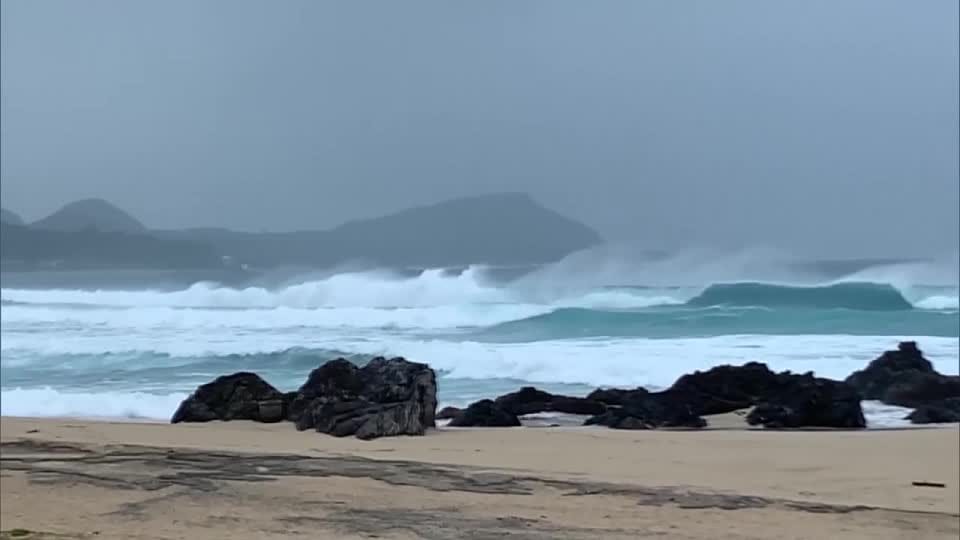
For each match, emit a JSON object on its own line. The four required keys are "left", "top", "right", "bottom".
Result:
{"left": 3, "top": 193, "right": 602, "bottom": 270}
{"left": 3, "top": 199, "right": 216, "bottom": 269}
{"left": 158, "top": 193, "right": 603, "bottom": 268}
{"left": 32, "top": 198, "right": 147, "bottom": 233}
{"left": 323, "top": 192, "right": 602, "bottom": 267}
{"left": 0, "top": 223, "right": 221, "bottom": 270}
{"left": 0, "top": 208, "right": 24, "bottom": 226}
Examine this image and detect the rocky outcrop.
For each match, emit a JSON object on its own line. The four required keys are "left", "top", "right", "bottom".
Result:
{"left": 286, "top": 359, "right": 366, "bottom": 423}
{"left": 883, "top": 372, "right": 960, "bottom": 407}
{"left": 447, "top": 400, "right": 521, "bottom": 427}
{"left": 845, "top": 341, "right": 960, "bottom": 424}
{"left": 493, "top": 386, "right": 607, "bottom": 416}
{"left": 436, "top": 406, "right": 463, "bottom": 420}
{"left": 550, "top": 395, "right": 609, "bottom": 415}
{"left": 585, "top": 391, "right": 707, "bottom": 430}
{"left": 667, "top": 362, "right": 784, "bottom": 416}
{"left": 586, "top": 387, "right": 646, "bottom": 406}
{"left": 287, "top": 357, "right": 437, "bottom": 440}
{"left": 845, "top": 341, "right": 934, "bottom": 399}
{"left": 584, "top": 363, "right": 866, "bottom": 430}
{"left": 169, "top": 342, "right": 952, "bottom": 436}
{"left": 906, "top": 398, "right": 960, "bottom": 424}
{"left": 171, "top": 372, "right": 288, "bottom": 423}
{"left": 746, "top": 374, "right": 866, "bottom": 429}
{"left": 171, "top": 357, "right": 437, "bottom": 439}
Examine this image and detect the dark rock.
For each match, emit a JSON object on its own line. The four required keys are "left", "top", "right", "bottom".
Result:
{"left": 288, "top": 357, "right": 437, "bottom": 439}
{"left": 550, "top": 396, "right": 608, "bottom": 415}
{"left": 883, "top": 372, "right": 960, "bottom": 408}
{"left": 586, "top": 362, "right": 871, "bottom": 430}
{"left": 668, "top": 362, "right": 785, "bottom": 415}
{"left": 436, "top": 406, "right": 463, "bottom": 420}
{"left": 257, "top": 399, "right": 286, "bottom": 423}
{"left": 585, "top": 391, "right": 707, "bottom": 430}
{"left": 493, "top": 386, "right": 607, "bottom": 416}
{"left": 582, "top": 362, "right": 793, "bottom": 430}
{"left": 171, "top": 372, "right": 286, "bottom": 423}
{"left": 746, "top": 374, "right": 865, "bottom": 429}
{"left": 587, "top": 362, "right": 789, "bottom": 418}
{"left": 907, "top": 398, "right": 960, "bottom": 424}
{"left": 494, "top": 386, "right": 554, "bottom": 415}
{"left": 586, "top": 387, "right": 648, "bottom": 406}
{"left": 287, "top": 359, "right": 365, "bottom": 423}
{"left": 845, "top": 342, "right": 960, "bottom": 421}
{"left": 845, "top": 341, "right": 936, "bottom": 400}
{"left": 448, "top": 399, "right": 521, "bottom": 427}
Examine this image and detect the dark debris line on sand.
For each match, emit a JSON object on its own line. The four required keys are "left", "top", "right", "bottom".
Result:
{"left": 3, "top": 439, "right": 958, "bottom": 540}
{"left": 3, "top": 439, "right": 957, "bottom": 518}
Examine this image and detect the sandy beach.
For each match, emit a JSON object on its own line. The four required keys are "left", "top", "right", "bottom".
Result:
{"left": 1, "top": 417, "right": 957, "bottom": 540}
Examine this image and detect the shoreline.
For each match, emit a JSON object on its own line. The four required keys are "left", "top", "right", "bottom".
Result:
{"left": 1, "top": 396, "right": 950, "bottom": 430}
{"left": 3, "top": 411, "right": 956, "bottom": 431}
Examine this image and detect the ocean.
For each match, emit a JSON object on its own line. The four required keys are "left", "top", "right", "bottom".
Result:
{"left": 2, "top": 255, "right": 958, "bottom": 427}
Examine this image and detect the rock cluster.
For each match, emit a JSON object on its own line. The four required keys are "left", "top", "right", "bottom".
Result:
{"left": 170, "top": 342, "right": 956, "bottom": 438}
{"left": 845, "top": 341, "right": 960, "bottom": 424}
{"left": 172, "top": 357, "right": 436, "bottom": 440}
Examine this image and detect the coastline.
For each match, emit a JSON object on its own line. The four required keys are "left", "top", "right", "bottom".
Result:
{"left": 2, "top": 416, "right": 958, "bottom": 539}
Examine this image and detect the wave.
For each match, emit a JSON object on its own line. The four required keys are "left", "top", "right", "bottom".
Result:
{"left": 0, "top": 303, "right": 553, "bottom": 331}
{"left": 913, "top": 295, "right": 960, "bottom": 310}
{"left": 0, "top": 346, "right": 372, "bottom": 373}
{"left": 4, "top": 336, "right": 959, "bottom": 387}
{"left": 0, "top": 266, "right": 510, "bottom": 309}
{"left": 3, "top": 267, "right": 953, "bottom": 313}
{"left": 0, "top": 387, "right": 188, "bottom": 419}
{"left": 3, "top": 265, "right": 957, "bottom": 342}
{"left": 686, "top": 282, "right": 916, "bottom": 311}
{"left": 482, "top": 305, "right": 959, "bottom": 340}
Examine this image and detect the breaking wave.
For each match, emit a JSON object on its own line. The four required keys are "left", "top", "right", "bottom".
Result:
{"left": 686, "top": 282, "right": 914, "bottom": 311}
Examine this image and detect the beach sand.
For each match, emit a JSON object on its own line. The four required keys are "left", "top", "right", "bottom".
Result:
{"left": 1, "top": 417, "right": 958, "bottom": 539}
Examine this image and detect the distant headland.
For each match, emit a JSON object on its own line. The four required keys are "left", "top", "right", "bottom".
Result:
{"left": 0, "top": 193, "right": 603, "bottom": 271}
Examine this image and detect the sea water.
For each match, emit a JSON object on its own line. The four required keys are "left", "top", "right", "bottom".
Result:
{"left": 2, "top": 256, "right": 958, "bottom": 427}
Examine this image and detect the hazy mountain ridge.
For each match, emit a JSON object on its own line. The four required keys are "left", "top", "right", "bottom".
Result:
{"left": 0, "top": 208, "right": 24, "bottom": 226}
{"left": 31, "top": 198, "right": 147, "bottom": 233}
{"left": 1, "top": 193, "right": 603, "bottom": 270}
{"left": 0, "top": 222, "right": 221, "bottom": 270}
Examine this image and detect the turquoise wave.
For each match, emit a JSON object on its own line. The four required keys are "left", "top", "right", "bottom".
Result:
{"left": 686, "top": 282, "right": 914, "bottom": 311}
{"left": 479, "top": 305, "right": 959, "bottom": 341}
{"left": 0, "top": 347, "right": 380, "bottom": 391}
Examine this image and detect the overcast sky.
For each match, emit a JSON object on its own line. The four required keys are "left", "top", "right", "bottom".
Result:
{"left": 1, "top": 0, "right": 957, "bottom": 257}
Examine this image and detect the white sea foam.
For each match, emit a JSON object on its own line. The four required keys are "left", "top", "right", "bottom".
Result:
{"left": 0, "top": 267, "right": 689, "bottom": 331}
{"left": 0, "top": 387, "right": 188, "bottom": 420}
{"left": 0, "top": 267, "right": 509, "bottom": 309}
{"left": 356, "top": 335, "right": 960, "bottom": 388}
{"left": 3, "top": 263, "right": 954, "bottom": 316}
{"left": 913, "top": 295, "right": 960, "bottom": 310}
{"left": 0, "top": 303, "right": 553, "bottom": 331}
{"left": 3, "top": 332, "right": 957, "bottom": 389}
{"left": 860, "top": 401, "right": 917, "bottom": 428}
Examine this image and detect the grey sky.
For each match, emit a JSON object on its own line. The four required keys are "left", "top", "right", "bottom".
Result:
{"left": 1, "top": 0, "right": 958, "bottom": 257}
